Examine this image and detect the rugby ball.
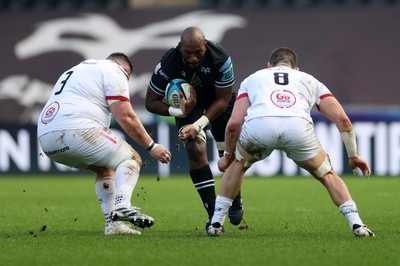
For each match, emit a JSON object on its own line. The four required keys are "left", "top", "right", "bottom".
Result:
{"left": 165, "top": 79, "right": 191, "bottom": 108}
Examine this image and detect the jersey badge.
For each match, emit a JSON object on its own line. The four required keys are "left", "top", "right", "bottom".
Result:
{"left": 41, "top": 101, "right": 60, "bottom": 125}
{"left": 271, "top": 90, "right": 296, "bottom": 109}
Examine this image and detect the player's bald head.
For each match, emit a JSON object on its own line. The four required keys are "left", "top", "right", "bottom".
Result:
{"left": 180, "top": 27, "right": 206, "bottom": 46}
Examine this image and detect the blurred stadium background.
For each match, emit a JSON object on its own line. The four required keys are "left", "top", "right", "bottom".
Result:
{"left": 0, "top": 0, "right": 399, "bottom": 176}
{"left": 0, "top": 0, "right": 399, "bottom": 10}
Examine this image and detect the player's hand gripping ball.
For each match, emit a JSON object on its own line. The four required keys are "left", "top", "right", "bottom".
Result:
{"left": 165, "top": 79, "right": 191, "bottom": 108}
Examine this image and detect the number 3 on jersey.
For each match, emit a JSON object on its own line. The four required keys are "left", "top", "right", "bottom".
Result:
{"left": 55, "top": 71, "right": 73, "bottom": 95}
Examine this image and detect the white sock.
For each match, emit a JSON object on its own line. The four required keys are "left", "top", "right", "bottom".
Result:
{"left": 211, "top": 195, "right": 233, "bottom": 225}
{"left": 114, "top": 160, "right": 140, "bottom": 208}
{"left": 339, "top": 200, "right": 364, "bottom": 229}
{"left": 95, "top": 176, "right": 115, "bottom": 224}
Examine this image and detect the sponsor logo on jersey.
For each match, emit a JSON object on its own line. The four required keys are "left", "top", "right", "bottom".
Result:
{"left": 271, "top": 90, "right": 296, "bottom": 108}
{"left": 157, "top": 69, "right": 169, "bottom": 80}
{"left": 41, "top": 101, "right": 60, "bottom": 125}
{"left": 44, "top": 146, "right": 70, "bottom": 156}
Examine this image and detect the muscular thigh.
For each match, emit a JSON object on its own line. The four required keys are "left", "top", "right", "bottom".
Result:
{"left": 39, "top": 127, "right": 138, "bottom": 169}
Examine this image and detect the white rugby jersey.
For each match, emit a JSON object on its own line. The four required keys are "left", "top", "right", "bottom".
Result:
{"left": 237, "top": 66, "right": 333, "bottom": 124}
{"left": 37, "top": 59, "right": 130, "bottom": 137}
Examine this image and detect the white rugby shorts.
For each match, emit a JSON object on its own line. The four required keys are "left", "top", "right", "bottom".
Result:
{"left": 239, "top": 116, "right": 321, "bottom": 162}
{"left": 38, "top": 127, "right": 138, "bottom": 169}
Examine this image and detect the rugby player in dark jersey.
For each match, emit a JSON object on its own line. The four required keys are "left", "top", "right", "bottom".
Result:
{"left": 146, "top": 27, "right": 244, "bottom": 228}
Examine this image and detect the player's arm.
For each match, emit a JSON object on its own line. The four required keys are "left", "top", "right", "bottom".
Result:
{"left": 218, "top": 94, "right": 249, "bottom": 172}
{"left": 179, "top": 85, "right": 232, "bottom": 141}
{"left": 146, "top": 86, "right": 195, "bottom": 118}
{"left": 205, "top": 85, "right": 233, "bottom": 122}
{"left": 110, "top": 100, "right": 171, "bottom": 164}
{"left": 318, "top": 96, "right": 352, "bottom": 132}
{"left": 318, "top": 96, "right": 371, "bottom": 177}
{"left": 145, "top": 88, "right": 171, "bottom": 116}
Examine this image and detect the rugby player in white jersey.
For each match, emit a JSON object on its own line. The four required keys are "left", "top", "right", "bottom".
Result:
{"left": 206, "top": 47, "right": 375, "bottom": 237}
{"left": 37, "top": 52, "right": 171, "bottom": 236}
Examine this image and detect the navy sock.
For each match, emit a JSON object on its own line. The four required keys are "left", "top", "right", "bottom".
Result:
{"left": 190, "top": 165, "right": 215, "bottom": 220}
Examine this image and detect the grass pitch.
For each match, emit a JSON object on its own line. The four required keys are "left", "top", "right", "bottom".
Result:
{"left": 0, "top": 174, "right": 399, "bottom": 266}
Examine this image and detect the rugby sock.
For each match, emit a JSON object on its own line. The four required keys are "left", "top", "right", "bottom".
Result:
{"left": 190, "top": 165, "right": 216, "bottom": 220}
{"left": 339, "top": 200, "right": 364, "bottom": 229}
{"left": 95, "top": 176, "right": 116, "bottom": 224}
{"left": 114, "top": 160, "right": 139, "bottom": 208}
{"left": 211, "top": 195, "right": 232, "bottom": 225}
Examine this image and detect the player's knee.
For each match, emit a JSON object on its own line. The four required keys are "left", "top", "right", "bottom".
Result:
{"left": 313, "top": 156, "right": 332, "bottom": 178}
{"left": 178, "top": 125, "right": 206, "bottom": 144}
{"left": 118, "top": 159, "right": 140, "bottom": 174}
{"left": 108, "top": 142, "right": 142, "bottom": 169}
{"left": 186, "top": 142, "right": 207, "bottom": 163}
{"left": 95, "top": 174, "right": 115, "bottom": 182}
{"left": 134, "top": 153, "right": 142, "bottom": 167}
{"left": 94, "top": 168, "right": 115, "bottom": 179}
{"left": 234, "top": 147, "right": 253, "bottom": 169}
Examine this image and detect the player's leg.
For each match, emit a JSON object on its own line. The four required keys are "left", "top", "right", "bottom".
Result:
{"left": 94, "top": 171, "right": 116, "bottom": 225}
{"left": 38, "top": 128, "right": 144, "bottom": 235}
{"left": 207, "top": 140, "right": 264, "bottom": 236}
{"left": 177, "top": 107, "right": 217, "bottom": 221}
{"left": 93, "top": 168, "right": 119, "bottom": 234}
{"left": 90, "top": 129, "right": 155, "bottom": 229}
{"left": 290, "top": 121, "right": 374, "bottom": 237}
{"left": 66, "top": 127, "right": 153, "bottom": 230}
{"left": 211, "top": 107, "right": 244, "bottom": 226}
{"left": 207, "top": 159, "right": 246, "bottom": 236}
{"left": 207, "top": 118, "right": 273, "bottom": 236}
{"left": 185, "top": 136, "right": 216, "bottom": 220}
{"left": 91, "top": 166, "right": 142, "bottom": 235}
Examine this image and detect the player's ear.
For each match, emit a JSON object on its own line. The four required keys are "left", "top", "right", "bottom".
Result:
{"left": 267, "top": 62, "right": 272, "bottom": 68}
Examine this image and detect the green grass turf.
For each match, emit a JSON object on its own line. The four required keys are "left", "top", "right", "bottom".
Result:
{"left": 0, "top": 174, "right": 399, "bottom": 266}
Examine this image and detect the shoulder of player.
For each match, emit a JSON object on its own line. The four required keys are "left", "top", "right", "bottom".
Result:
{"left": 295, "top": 69, "right": 321, "bottom": 84}
{"left": 161, "top": 46, "right": 180, "bottom": 63}
{"left": 207, "top": 42, "right": 230, "bottom": 61}
{"left": 92, "top": 59, "right": 120, "bottom": 71}
{"left": 75, "top": 59, "right": 115, "bottom": 74}
{"left": 157, "top": 47, "right": 183, "bottom": 71}
{"left": 206, "top": 40, "right": 229, "bottom": 55}
{"left": 285, "top": 69, "right": 325, "bottom": 90}
{"left": 205, "top": 41, "right": 232, "bottom": 72}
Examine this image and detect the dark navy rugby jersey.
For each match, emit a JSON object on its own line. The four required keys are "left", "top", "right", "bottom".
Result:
{"left": 148, "top": 40, "right": 235, "bottom": 109}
